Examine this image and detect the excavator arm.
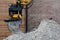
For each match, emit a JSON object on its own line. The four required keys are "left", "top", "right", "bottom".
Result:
{"left": 4, "top": 0, "right": 33, "bottom": 33}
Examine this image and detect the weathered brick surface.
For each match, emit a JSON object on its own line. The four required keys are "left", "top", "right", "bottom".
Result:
{"left": 0, "top": 0, "right": 14, "bottom": 40}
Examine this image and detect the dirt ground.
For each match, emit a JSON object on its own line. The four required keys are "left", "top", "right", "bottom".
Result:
{"left": 28, "top": 0, "right": 60, "bottom": 31}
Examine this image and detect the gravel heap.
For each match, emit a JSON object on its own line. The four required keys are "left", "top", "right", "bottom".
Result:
{"left": 3, "top": 19, "right": 60, "bottom": 40}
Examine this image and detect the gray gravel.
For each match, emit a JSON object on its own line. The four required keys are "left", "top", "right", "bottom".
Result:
{"left": 7, "top": 21, "right": 21, "bottom": 34}
{"left": 3, "top": 19, "right": 60, "bottom": 40}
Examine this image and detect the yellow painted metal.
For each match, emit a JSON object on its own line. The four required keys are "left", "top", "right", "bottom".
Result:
{"left": 21, "top": 0, "right": 31, "bottom": 5}
{"left": 18, "top": 1, "right": 20, "bottom": 3}
{"left": 14, "top": 0, "right": 31, "bottom": 8}
{"left": 19, "top": 15, "right": 22, "bottom": 18}
{"left": 13, "top": 14, "right": 18, "bottom": 18}
{"left": 12, "top": 14, "right": 22, "bottom": 18}
{"left": 14, "top": 0, "right": 31, "bottom": 5}
{"left": 14, "top": 0, "right": 16, "bottom": 4}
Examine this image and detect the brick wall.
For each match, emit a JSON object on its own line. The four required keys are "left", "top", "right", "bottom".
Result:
{"left": 0, "top": 0, "right": 14, "bottom": 40}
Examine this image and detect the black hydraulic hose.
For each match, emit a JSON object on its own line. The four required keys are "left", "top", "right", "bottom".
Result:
{"left": 27, "top": 0, "right": 33, "bottom": 9}
{"left": 25, "top": 5, "right": 28, "bottom": 32}
{"left": 25, "top": 0, "right": 33, "bottom": 32}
